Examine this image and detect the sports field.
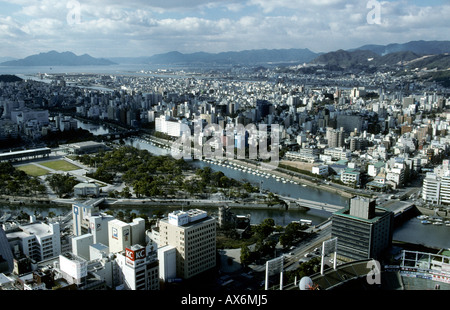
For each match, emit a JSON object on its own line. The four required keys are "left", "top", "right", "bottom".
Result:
{"left": 16, "top": 164, "right": 50, "bottom": 177}
{"left": 38, "top": 159, "right": 81, "bottom": 171}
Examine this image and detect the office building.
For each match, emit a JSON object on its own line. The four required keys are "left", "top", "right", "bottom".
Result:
{"left": 331, "top": 196, "right": 394, "bottom": 261}
{"left": 108, "top": 218, "right": 146, "bottom": 254}
{"left": 89, "top": 213, "right": 115, "bottom": 246}
{"left": 6, "top": 221, "right": 61, "bottom": 262}
{"left": 158, "top": 209, "right": 216, "bottom": 279}
{"left": 326, "top": 127, "right": 345, "bottom": 148}
{"left": 72, "top": 200, "right": 101, "bottom": 237}
{"left": 72, "top": 234, "right": 94, "bottom": 260}
{"left": 157, "top": 245, "right": 177, "bottom": 282}
{"left": 115, "top": 244, "right": 159, "bottom": 290}
{"left": 422, "top": 172, "right": 450, "bottom": 205}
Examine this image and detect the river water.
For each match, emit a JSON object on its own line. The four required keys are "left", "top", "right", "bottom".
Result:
{"left": 3, "top": 111, "right": 447, "bottom": 250}
{"left": 76, "top": 120, "right": 111, "bottom": 136}
{"left": 124, "top": 136, "right": 450, "bottom": 250}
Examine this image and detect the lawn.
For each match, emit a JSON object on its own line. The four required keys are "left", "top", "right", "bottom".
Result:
{"left": 17, "top": 164, "right": 50, "bottom": 177}
{"left": 39, "top": 160, "right": 81, "bottom": 171}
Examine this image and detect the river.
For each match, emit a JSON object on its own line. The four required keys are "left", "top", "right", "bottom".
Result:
{"left": 1, "top": 121, "right": 449, "bottom": 250}
{"left": 124, "top": 136, "right": 450, "bottom": 250}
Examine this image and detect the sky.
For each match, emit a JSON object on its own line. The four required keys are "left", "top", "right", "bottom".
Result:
{"left": 0, "top": 0, "right": 449, "bottom": 59}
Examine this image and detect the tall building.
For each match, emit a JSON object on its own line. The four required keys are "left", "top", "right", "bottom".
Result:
{"left": 115, "top": 244, "right": 160, "bottom": 290}
{"left": 108, "top": 218, "right": 146, "bottom": 254}
{"left": 6, "top": 221, "right": 61, "bottom": 263}
{"left": 89, "top": 213, "right": 115, "bottom": 246}
{"left": 72, "top": 201, "right": 101, "bottom": 237}
{"left": 422, "top": 172, "right": 450, "bottom": 205}
{"left": 331, "top": 197, "right": 394, "bottom": 261}
{"left": 158, "top": 209, "right": 216, "bottom": 279}
{"left": 326, "top": 127, "right": 344, "bottom": 148}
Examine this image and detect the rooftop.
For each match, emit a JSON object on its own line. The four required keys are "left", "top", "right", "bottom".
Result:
{"left": 333, "top": 205, "right": 392, "bottom": 223}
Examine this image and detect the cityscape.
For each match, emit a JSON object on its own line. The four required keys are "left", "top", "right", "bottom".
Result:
{"left": 0, "top": 0, "right": 449, "bottom": 305}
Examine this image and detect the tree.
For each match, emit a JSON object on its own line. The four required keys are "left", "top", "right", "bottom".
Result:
{"left": 254, "top": 218, "right": 275, "bottom": 240}
{"left": 120, "top": 186, "right": 132, "bottom": 198}
{"left": 240, "top": 245, "right": 251, "bottom": 267}
{"left": 46, "top": 173, "right": 79, "bottom": 197}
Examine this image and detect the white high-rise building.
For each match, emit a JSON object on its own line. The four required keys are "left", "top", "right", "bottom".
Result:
{"left": 115, "top": 244, "right": 160, "bottom": 290}
{"left": 157, "top": 245, "right": 177, "bottom": 282}
{"left": 421, "top": 172, "right": 450, "bottom": 205}
{"left": 89, "top": 213, "right": 115, "bottom": 245}
{"left": 108, "top": 218, "right": 145, "bottom": 254}
{"left": 6, "top": 221, "right": 61, "bottom": 262}
{"left": 158, "top": 209, "right": 216, "bottom": 279}
{"left": 72, "top": 234, "right": 94, "bottom": 261}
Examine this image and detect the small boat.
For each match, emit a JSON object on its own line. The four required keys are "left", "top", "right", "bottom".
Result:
{"left": 417, "top": 215, "right": 428, "bottom": 220}
{"left": 421, "top": 220, "right": 431, "bottom": 225}
{"left": 433, "top": 222, "right": 443, "bottom": 226}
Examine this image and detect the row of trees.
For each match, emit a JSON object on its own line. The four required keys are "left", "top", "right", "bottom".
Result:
{"left": 46, "top": 173, "right": 79, "bottom": 198}
{"left": 0, "top": 162, "right": 46, "bottom": 196}
{"left": 239, "top": 219, "right": 310, "bottom": 267}
{"left": 77, "top": 145, "right": 260, "bottom": 199}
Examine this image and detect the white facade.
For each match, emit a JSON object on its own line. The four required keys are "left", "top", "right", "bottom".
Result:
{"left": 157, "top": 245, "right": 177, "bottom": 282}
{"left": 89, "top": 243, "right": 110, "bottom": 261}
{"left": 108, "top": 218, "right": 145, "bottom": 254}
{"left": 324, "top": 147, "right": 351, "bottom": 160}
{"left": 108, "top": 220, "right": 131, "bottom": 254}
{"left": 312, "top": 165, "right": 328, "bottom": 176}
{"left": 115, "top": 244, "right": 160, "bottom": 290}
{"left": 158, "top": 209, "right": 216, "bottom": 279}
{"left": 6, "top": 222, "right": 61, "bottom": 262}
{"left": 89, "top": 213, "right": 114, "bottom": 246}
{"left": 72, "top": 203, "right": 100, "bottom": 237}
{"left": 422, "top": 172, "right": 450, "bottom": 205}
{"left": 74, "top": 183, "right": 100, "bottom": 197}
{"left": 59, "top": 252, "right": 88, "bottom": 284}
{"left": 422, "top": 173, "right": 440, "bottom": 204}
{"left": 72, "top": 234, "right": 93, "bottom": 261}
{"left": 341, "top": 169, "right": 360, "bottom": 185}
{"left": 155, "top": 115, "right": 184, "bottom": 137}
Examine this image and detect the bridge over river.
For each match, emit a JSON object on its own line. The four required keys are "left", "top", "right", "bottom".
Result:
{"left": 283, "top": 197, "right": 345, "bottom": 213}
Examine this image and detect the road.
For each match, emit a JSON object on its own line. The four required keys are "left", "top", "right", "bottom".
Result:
{"left": 283, "top": 222, "right": 332, "bottom": 271}
{"left": 248, "top": 221, "right": 333, "bottom": 273}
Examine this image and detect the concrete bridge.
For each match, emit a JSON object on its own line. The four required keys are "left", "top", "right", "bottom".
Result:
{"left": 284, "top": 197, "right": 345, "bottom": 213}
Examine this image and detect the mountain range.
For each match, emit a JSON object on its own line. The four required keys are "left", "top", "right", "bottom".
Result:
{"left": 1, "top": 40, "right": 449, "bottom": 68}
{"left": 108, "top": 48, "right": 319, "bottom": 66}
{"left": 312, "top": 40, "right": 450, "bottom": 69}
{"left": 0, "top": 51, "right": 115, "bottom": 66}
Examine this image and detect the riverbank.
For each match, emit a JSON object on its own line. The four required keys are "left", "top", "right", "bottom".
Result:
{"left": 0, "top": 195, "right": 310, "bottom": 211}
{"left": 136, "top": 134, "right": 357, "bottom": 200}
{"left": 211, "top": 157, "right": 356, "bottom": 200}
{"left": 101, "top": 198, "right": 311, "bottom": 211}
{"left": 416, "top": 205, "right": 449, "bottom": 220}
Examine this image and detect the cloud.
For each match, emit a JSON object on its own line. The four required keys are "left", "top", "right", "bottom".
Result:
{"left": 0, "top": 0, "right": 449, "bottom": 58}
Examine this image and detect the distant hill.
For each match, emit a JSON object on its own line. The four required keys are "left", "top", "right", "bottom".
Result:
{"left": 0, "top": 75, "right": 22, "bottom": 82}
{"left": 351, "top": 40, "right": 450, "bottom": 56}
{"left": 0, "top": 57, "right": 17, "bottom": 63}
{"left": 311, "top": 49, "right": 380, "bottom": 68}
{"left": 310, "top": 41, "right": 450, "bottom": 70}
{"left": 404, "top": 53, "right": 450, "bottom": 70}
{"left": 0, "top": 51, "right": 116, "bottom": 66}
{"left": 109, "top": 48, "right": 319, "bottom": 65}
